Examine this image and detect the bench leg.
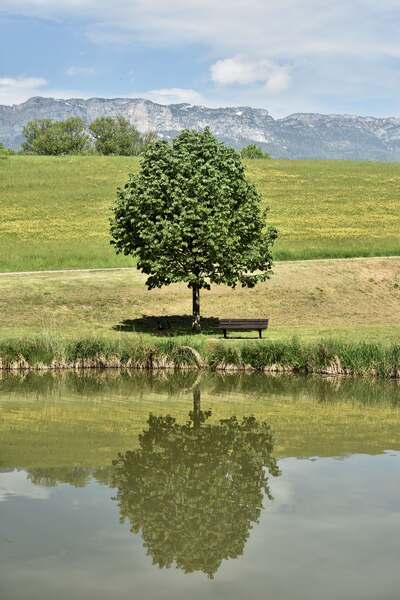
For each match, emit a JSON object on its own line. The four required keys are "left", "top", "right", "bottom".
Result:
{"left": 259, "top": 329, "right": 262, "bottom": 339}
{"left": 224, "top": 329, "right": 227, "bottom": 339}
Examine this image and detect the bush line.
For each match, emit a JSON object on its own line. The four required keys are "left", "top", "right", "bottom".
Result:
{"left": 0, "top": 335, "right": 399, "bottom": 378}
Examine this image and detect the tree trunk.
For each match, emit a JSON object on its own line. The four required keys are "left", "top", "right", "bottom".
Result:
{"left": 192, "top": 284, "right": 201, "bottom": 333}
{"left": 192, "top": 387, "right": 201, "bottom": 429}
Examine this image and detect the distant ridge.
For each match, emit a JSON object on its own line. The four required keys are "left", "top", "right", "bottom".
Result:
{"left": 1, "top": 96, "right": 400, "bottom": 160}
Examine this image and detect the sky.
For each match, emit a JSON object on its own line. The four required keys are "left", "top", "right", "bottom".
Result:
{"left": 1, "top": 0, "right": 400, "bottom": 118}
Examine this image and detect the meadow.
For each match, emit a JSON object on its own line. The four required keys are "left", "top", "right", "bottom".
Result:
{"left": 1, "top": 155, "right": 399, "bottom": 346}
{"left": 1, "top": 257, "right": 399, "bottom": 343}
{"left": 1, "top": 155, "right": 400, "bottom": 272}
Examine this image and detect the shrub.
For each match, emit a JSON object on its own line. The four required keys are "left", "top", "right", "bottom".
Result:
{"left": 240, "top": 144, "right": 271, "bottom": 159}
{"left": 0, "top": 143, "right": 14, "bottom": 157}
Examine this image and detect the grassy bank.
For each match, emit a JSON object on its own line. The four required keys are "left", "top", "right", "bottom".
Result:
{"left": 1, "top": 258, "right": 399, "bottom": 343}
{"left": 1, "top": 156, "right": 400, "bottom": 271}
{"left": 0, "top": 335, "right": 399, "bottom": 378}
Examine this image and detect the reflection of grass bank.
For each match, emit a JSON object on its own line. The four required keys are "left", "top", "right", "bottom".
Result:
{"left": 0, "top": 335, "right": 399, "bottom": 378}
{"left": 1, "top": 370, "right": 400, "bottom": 472}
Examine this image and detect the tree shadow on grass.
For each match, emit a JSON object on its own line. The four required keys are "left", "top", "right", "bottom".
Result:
{"left": 113, "top": 315, "right": 220, "bottom": 337}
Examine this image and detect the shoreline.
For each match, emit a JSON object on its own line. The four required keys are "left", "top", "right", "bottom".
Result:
{"left": 0, "top": 338, "right": 399, "bottom": 379}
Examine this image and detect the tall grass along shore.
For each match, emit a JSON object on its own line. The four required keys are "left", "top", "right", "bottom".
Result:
{"left": 0, "top": 336, "right": 399, "bottom": 378}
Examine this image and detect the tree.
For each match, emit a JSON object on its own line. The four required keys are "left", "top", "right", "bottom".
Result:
{"left": 140, "top": 129, "right": 158, "bottom": 151}
{"left": 112, "top": 391, "right": 280, "bottom": 578}
{"left": 27, "top": 466, "right": 92, "bottom": 488}
{"left": 241, "top": 144, "right": 271, "bottom": 159}
{"left": 89, "top": 116, "right": 142, "bottom": 155}
{"left": 22, "top": 117, "right": 89, "bottom": 155}
{"left": 0, "top": 143, "right": 14, "bottom": 157}
{"left": 110, "top": 128, "right": 278, "bottom": 332}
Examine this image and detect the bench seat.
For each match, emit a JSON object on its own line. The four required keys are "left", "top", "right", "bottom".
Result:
{"left": 218, "top": 319, "right": 269, "bottom": 339}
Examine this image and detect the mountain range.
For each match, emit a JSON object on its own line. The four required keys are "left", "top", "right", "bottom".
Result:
{"left": 1, "top": 96, "right": 400, "bottom": 160}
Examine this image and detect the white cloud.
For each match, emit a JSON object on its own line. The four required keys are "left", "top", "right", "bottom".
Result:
{"left": 1, "top": 1, "right": 400, "bottom": 114}
{"left": 0, "top": 75, "right": 100, "bottom": 105}
{"left": 0, "top": 470, "right": 51, "bottom": 502}
{"left": 135, "top": 87, "right": 205, "bottom": 105}
{"left": 211, "top": 58, "right": 264, "bottom": 86}
{"left": 66, "top": 66, "right": 96, "bottom": 77}
{"left": 265, "top": 70, "right": 290, "bottom": 94}
{"left": 211, "top": 57, "right": 290, "bottom": 94}
{"left": 2, "top": 0, "right": 399, "bottom": 60}
{"left": 0, "top": 76, "right": 47, "bottom": 104}
{"left": 0, "top": 78, "right": 206, "bottom": 107}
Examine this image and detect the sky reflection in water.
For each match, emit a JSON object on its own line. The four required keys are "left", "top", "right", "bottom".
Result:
{"left": 1, "top": 372, "right": 400, "bottom": 599}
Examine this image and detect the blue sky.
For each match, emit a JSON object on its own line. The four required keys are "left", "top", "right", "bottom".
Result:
{"left": 1, "top": 0, "right": 400, "bottom": 118}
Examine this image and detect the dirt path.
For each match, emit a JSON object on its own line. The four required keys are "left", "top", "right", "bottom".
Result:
{"left": 0, "top": 255, "right": 399, "bottom": 277}
{"left": 0, "top": 266, "right": 136, "bottom": 277}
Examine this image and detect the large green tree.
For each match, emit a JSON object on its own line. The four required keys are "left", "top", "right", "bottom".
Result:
{"left": 22, "top": 117, "right": 89, "bottom": 155}
{"left": 89, "top": 116, "right": 142, "bottom": 156}
{"left": 112, "top": 394, "right": 280, "bottom": 578}
{"left": 110, "top": 128, "right": 278, "bottom": 332}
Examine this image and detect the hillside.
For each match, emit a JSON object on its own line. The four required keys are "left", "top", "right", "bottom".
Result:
{"left": 0, "top": 155, "right": 399, "bottom": 272}
{"left": 2, "top": 96, "right": 400, "bottom": 160}
{"left": 1, "top": 258, "right": 399, "bottom": 343}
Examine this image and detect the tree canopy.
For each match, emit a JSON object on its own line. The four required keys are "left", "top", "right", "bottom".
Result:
{"left": 240, "top": 144, "right": 271, "bottom": 159}
{"left": 112, "top": 400, "right": 280, "bottom": 578}
{"left": 89, "top": 116, "right": 142, "bottom": 156}
{"left": 21, "top": 116, "right": 157, "bottom": 156}
{"left": 22, "top": 117, "right": 89, "bottom": 155}
{"left": 110, "top": 128, "right": 278, "bottom": 331}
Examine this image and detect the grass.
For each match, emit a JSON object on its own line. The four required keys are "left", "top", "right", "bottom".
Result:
{"left": 0, "top": 257, "right": 399, "bottom": 343}
{"left": 1, "top": 156, "right": 400, "bottom": 271}
{"left": 0, "top": 332, "right": 399, "bottom": 378}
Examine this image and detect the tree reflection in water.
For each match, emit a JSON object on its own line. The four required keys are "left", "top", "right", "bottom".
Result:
{"left": 112, "top": 388, "right": 280, "bottom": 578}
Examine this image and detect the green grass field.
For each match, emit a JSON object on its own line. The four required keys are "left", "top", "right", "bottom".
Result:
{"left": 1, "top": 257, "right": 399, "bottom": 343}
{"left": 1, "top": 155, "right": 399, "bottom": 272}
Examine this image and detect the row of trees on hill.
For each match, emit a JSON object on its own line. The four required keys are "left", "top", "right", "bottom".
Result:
{"left": 13, "top": 117, "right": 271, "bottom": 157}
{"left": 21, "top": 116, "right": 158, "bottom": 156}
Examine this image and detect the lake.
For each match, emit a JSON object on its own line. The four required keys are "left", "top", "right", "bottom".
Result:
{"left": 1, "top": 371, "right": 400, "bottom": 599}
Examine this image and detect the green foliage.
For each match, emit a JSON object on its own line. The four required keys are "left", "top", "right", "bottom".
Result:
{"left": 241, "top": 144, "right": 271, "bottom": 159}
{"left": 89, "top": 116, "right": 142, "bottom": 156}
{"left": 111, "top": 128, "right": 278, "bottom": 328}
{"left": 22, "top": 118, "right": 89, "bottom": 155}
{"left": 0, "top": 143, "right": 14, "bottom": 157}
{"left": 112, "top": 406, "right": 279, "bottom": 577}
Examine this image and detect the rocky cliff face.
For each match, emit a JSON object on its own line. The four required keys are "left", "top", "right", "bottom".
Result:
{"left": 1, "top": 96, "right": 400, "bottom": 160}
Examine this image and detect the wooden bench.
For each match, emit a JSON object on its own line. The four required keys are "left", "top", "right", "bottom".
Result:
{"left": 218, "top": 319, "right": 269, "bottom": 339}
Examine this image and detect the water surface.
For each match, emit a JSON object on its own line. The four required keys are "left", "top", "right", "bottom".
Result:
{"left": 1, "top": 372, "right": 400, "bottom": 599}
